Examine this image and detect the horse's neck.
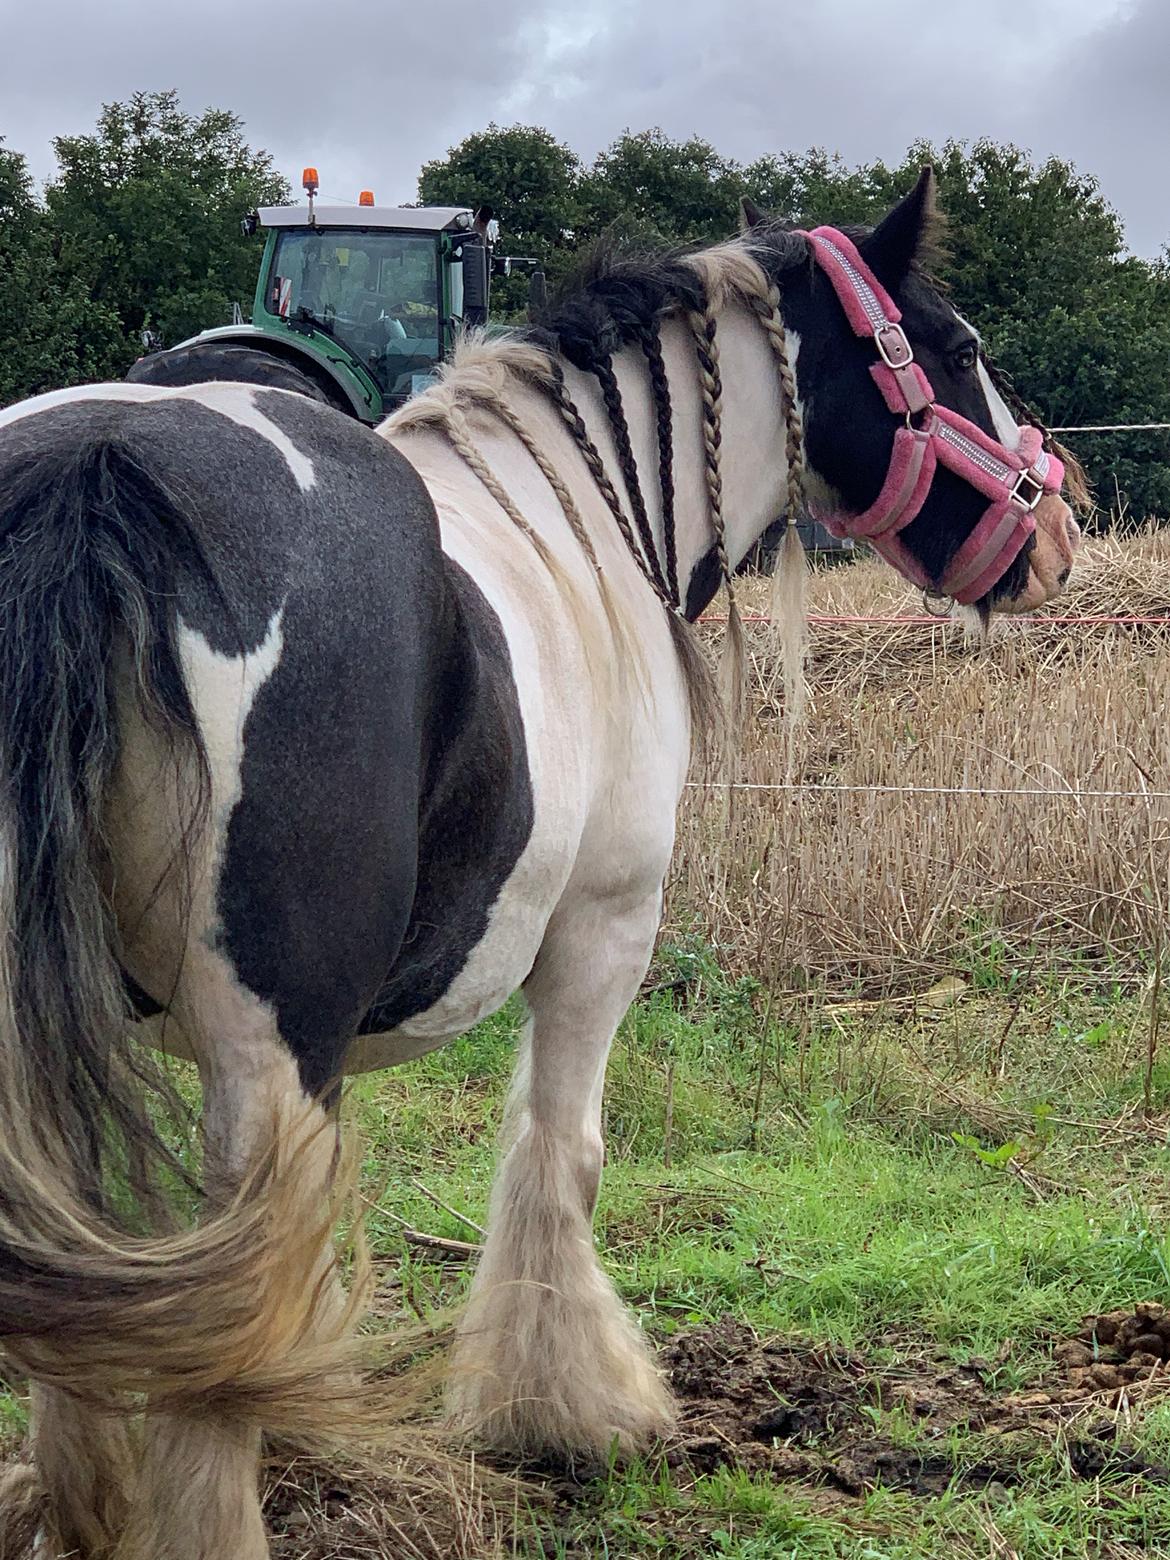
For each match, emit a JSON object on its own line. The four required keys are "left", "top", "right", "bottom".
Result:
{"left": 561, "top": 302, "right": 793, "bottom": 616}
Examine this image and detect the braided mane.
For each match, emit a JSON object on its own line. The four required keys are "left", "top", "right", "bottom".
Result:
{"left": 384, "top": 226, "right": 817, "bottom": 748}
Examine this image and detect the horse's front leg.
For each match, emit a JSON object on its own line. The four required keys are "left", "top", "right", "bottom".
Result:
{"left": 448, "top": 889, "right": 674, "bottom": 1460}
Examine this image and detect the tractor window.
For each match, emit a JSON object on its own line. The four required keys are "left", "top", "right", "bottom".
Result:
{"left": 268, "top": 228, "right": 442, "bottom": 401}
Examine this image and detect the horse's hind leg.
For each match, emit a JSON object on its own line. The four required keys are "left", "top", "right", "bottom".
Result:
{"left": 116, "top": 986, "right": 342, "bottom": 1560}
{"left": 448, "top": 891, "right": 674, "bottom": 1459}
{"left": 27, "top": 1386, "right": 134, "bottom": 1558}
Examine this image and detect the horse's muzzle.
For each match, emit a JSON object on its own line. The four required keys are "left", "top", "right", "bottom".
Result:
{"left": 992, "top": 495, "right": 1082, "bottom": 614}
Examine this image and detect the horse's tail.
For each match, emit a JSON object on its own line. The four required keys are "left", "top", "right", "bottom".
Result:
{"left": 0, "top": 407, "right": 373, "bottom": 1432}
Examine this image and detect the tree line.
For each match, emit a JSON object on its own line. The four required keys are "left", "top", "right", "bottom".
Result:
{"left": 3, "top": 92, "right": 1169, "bottom": 517}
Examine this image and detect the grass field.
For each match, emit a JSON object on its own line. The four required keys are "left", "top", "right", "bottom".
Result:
{"left": 290, "top": 958, "right": 1170, "bottom": 1559}
{"left": 7, "top": 534, "right": 1170, "bottom": 1558}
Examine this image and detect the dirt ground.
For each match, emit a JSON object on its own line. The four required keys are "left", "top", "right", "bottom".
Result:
{"left": 661, "top": 1309, "right": 1170, "bottom": 1498}
{"left": 255, "top": 1306, "right": 1170, "bottom": 1557}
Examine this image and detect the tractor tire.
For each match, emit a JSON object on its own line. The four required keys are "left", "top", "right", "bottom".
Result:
{"left": 126, "top": 343, "right": 343, "bottom": 409}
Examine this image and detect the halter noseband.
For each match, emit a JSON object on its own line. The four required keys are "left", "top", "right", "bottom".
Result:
{"left": 803, "top": 227, "right": 1065, "bottom": 605}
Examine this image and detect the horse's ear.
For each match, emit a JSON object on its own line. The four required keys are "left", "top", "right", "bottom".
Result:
{"left": 859, "top": 166, "right": 939, "bottom": 289}
{"left": 739, "top": 196, "right": 767, "bottom": 233}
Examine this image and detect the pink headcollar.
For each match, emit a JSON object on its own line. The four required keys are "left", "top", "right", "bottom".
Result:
{"left": 803, "top": 226, "right": 1064, "bottom": 605}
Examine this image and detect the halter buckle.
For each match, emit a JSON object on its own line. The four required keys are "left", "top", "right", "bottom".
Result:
{"left": 875, "top": 323, "right": 914, "bottom": 370}
{"left": 1011, "top": 468, "right": 1045, "bottom": 512}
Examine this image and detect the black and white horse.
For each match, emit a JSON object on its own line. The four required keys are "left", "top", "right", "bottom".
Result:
{"left": 0, "top": 171, "right": 1079, "bottom": 1559}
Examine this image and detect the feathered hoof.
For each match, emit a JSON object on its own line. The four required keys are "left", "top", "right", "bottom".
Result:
{"left": 0, "top": 1463, "right": 46, "bottom": 1560}
{"left": 446, "top": 1300, "right": 675, "bottom": 1466}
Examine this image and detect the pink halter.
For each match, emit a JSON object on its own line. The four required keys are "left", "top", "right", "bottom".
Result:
{"left": 803, "top": 226, "right": 1064, "bottom": 605}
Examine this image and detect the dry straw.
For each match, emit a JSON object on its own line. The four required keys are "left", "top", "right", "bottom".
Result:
{"left": 671, "top": 527, "right": 1170, "bottom": 992}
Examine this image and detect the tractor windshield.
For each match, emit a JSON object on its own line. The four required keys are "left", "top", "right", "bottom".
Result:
{"left": 268, "top": 228, "right": 441, "bottom": 401}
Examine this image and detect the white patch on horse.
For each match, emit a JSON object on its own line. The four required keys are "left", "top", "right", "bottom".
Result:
{"left": 182, "top": 383, "right": 317, "bottom": 493}
{"left": 111, "top": 607, "right": 284, "bottom": 1084}
{"left": 977, "top": 361, "right": 1022, "bottom": 453}
{"left": 0, "top": 380, "right": 316, "bottom": 493}
{"left": 179, "top": 608, "right": 286, "bottom": 835}
{"left": 958, "top": 316, "right": 1020, "bottom": 454}
{"left": 0, "top": 381, "right": 163, "bottom": 430}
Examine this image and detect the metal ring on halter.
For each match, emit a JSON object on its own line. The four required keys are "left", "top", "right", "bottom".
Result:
{"left": 1011, "top": 468, "right": 1046, "bottom": 512}
{"left": 923, "top": 590, "right": 953, "bottom": 617}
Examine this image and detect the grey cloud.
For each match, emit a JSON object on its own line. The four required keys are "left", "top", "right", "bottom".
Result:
{"left": 1, "top": 0, "right": 1161, "bottom": 254}
{"left": 1025, "top": 0, "right": 1170, "bottom": 256}
{"left": 1, "top": 0, "right": 538, "bottom": 204}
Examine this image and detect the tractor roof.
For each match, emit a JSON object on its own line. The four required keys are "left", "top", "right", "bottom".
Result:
{"left": 256, "top": 205, "right": 475, "bottom": 233}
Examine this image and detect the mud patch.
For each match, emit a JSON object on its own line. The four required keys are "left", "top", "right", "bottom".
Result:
{"left": 662, "top": 1313, "right": 1170, "bottom": 1497}
{"left": 1054, "top": 1301, "right": 1170, "bottom": 1392}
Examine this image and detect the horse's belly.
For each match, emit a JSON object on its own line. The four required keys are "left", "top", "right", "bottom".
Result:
{"left": 345, "top": 799, "right": 578, "bottom": 1078}
{"left": 344, "top": 1027, "right": 457, "bottom": 1072}
{"left": 346, "top": 901, "right": 548, "bottom": 1073}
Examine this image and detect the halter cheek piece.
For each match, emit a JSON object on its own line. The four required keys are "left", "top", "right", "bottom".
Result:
{"left": 802, "top": 227, "right": 1065, "bottom": 605}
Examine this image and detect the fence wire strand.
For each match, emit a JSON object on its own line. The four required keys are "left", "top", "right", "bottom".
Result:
{"left": 688, "top": 781, "right": 1170, "bottom": 800}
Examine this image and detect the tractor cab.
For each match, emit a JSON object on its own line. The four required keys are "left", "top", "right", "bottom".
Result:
{"left": 251, "top": 184, "right": 496, "bottom": 412}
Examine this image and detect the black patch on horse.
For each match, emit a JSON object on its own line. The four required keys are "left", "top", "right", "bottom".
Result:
{"left": 192, "top": 393, "right": 536, "bottom": 1095}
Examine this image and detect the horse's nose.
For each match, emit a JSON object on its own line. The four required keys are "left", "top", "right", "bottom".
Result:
{"left": 1058, "top": 565, "right": 1071, "bottom": 587}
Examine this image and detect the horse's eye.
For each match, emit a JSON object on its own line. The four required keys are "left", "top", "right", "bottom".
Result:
{"left": 953, "top": 342, "right": 978, "bottom": 372}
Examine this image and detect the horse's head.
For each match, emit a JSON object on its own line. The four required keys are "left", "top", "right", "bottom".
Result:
{"left": 746, "top": 170, "right": 1081, "bottom": 615}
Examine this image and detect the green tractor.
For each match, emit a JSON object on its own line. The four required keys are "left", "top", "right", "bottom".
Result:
{"left": 128, "top": 168, "right": 544, "bottom": 421}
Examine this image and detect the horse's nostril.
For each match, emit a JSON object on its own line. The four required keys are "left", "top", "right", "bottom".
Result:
{"left": 1058, "top": 566, "right": 1071, "bottom": 587}
{"left": 1066, "top": 517, "right": 1082, "bottom": 547}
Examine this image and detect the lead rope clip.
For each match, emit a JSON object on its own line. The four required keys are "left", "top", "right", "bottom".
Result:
{"left": 923, "top": 590, "right": 953, "bottom": 618}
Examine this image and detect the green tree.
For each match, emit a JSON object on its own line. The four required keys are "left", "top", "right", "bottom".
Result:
{"left": 419, "top": 123, "right": 582, "bottom": 312}
{"left": 46, "top": 90, "right": 288, "bottom": 377}
{"left": 0, "top": 139, "right": 55, "bottom": 402}
{"left": 581, "top": 128, "right": 744, "bottom": 246}
{"left": 740, "top": 147, "right": 889, "bottom": 229}
{"left": 0, "top": 138, "right": 117, "bottom": 402}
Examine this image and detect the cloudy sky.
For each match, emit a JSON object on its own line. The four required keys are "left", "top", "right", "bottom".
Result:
{"left": 2, "top": 0, "right": 1165, "bottom": 254}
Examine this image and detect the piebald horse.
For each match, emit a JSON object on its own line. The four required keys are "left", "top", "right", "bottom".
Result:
{"left": 0, "top": 171, "right": 1079, "bottom": 1558}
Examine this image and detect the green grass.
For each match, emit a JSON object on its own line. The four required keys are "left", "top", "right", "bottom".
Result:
{"left": 5, "top": 941, "right": 1170, "bottom": 1557}
{"left": 347, "top": 941, "right": 1170, "bottom": 1555}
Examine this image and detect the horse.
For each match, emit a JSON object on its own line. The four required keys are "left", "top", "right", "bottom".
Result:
{"left": 0, "top": 168, "right": 1080, "bottom": 1559}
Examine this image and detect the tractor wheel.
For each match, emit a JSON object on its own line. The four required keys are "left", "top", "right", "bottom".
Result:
{"left": 126, "top": 343, "right": 345, "bottom": 409}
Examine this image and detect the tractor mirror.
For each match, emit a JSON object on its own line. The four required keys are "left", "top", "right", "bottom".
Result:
{"left": 462, "top": 238, "right": 489, "bottom": 327}
{"left": 527, "top": 268, "right": 548, "bottom": 320}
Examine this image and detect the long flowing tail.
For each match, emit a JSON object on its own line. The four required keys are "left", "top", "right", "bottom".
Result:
{"left": 0, "top": 409, "right": 372, "bottom": 1430}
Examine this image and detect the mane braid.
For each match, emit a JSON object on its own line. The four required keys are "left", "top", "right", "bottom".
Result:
{"left": 535, "top": 356, "right": 721, "bottom": 766}
{"left": 441, "top": 401, "right": 557, "bottom": 571}
{"left": 542, "top": 359, "right": 676, "bottom": 611}
{"left": 686, "top": 306, "right": 730, "bottom": 589}
{"left": 746, "top": 283, "right": 805, "bottom": 523}
{"left": 592, "top": 355, "right": 669, "bottom": 599}
{"left": 639, "top": 323, "right": 680, "bottom": 607}
{"left": 482, "top": 391, "right": 605, "bottom": 576}
{"left": 687, "top": 296, "right": 747, "bottom": 735}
